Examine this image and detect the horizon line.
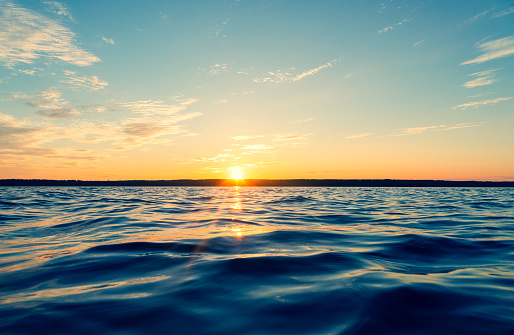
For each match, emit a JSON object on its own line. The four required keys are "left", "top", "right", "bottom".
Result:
{"left": 1, "top": 179, "right": 513, "bottom": 187}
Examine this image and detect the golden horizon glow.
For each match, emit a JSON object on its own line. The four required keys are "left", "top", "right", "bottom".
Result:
{"left": 230, "top": 167, "right": 244, "bottom": 180}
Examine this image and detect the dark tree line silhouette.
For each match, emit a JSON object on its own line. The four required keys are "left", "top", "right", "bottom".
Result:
{"left": 1, "top": 179, "right": 513, "bottom": 187}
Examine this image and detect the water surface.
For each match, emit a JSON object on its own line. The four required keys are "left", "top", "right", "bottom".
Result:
{"left": 1, "top": 187, "right": 513, "bottom": 334}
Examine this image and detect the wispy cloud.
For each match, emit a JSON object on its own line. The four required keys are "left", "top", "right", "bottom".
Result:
{"left": 343, "top": 72, "right": 355, "bottom": 80}
{"left": 391, "top": 123, "right": 482, "bottom": 136}
{"left": 18, "top": 68, "right": 37, "bottom": 75}
{"left": 0, "top": 1, "right": 100, "bottom": 67}
{"left": 392, "top": 125, "right": 445, "bottom": 136}
{"left": 241, "top": 161, "right": 287, "bottom": 171}
{"left": 207, "top": 0, "right": 241, "bottom": 39}
{"left": 119, "top": 122, "right": 181, "bottom": 140}
{"left": 37, "top": 107, "right": 79, "bottom": 119}
{"left": 188, "top": 153, "right": 233, "bottom": 163}
{"left": 69, "top": 117, "right": 198, "bottom": 151}
{"left": 377, "top": 18, "right": 412, "bottom": 34}
{"left": 466, "top": 92, "right": 493, "bottom": 99}
{"left": 110, "top": 97, "right": 201, "bottom": 147}
{"left": 196, "top": 63, "right": 232, "bottom": 76}
{"left": 61, "top": 70, "right": 108, "bottom": 90}
{"left": 48, "top": 95, "right": 202, "bottom": 148}
{"left": 461, "top": 35, "right": 514, "bottom": 65}
{"left": 1, "top": 98, "right": 201, "bottom": 165}
{"left": 461, "top": 5, "right": 514, "bottom": 23}
{"left": 441, "top": 123, "right": 483, "bottom": 131}
{"left": 73, "top": 114, "right": 199, "bottom": 149}
{"left": 345, "top": 132, "right": 373, "bottom": 139}
{"left": 491, "top": 7, "right": 514, "bottom": 19}
{"left": 210, "top": 18, "right": 230, "bottom": 38}
{"left": 13, "top": 88, "right": 79, "bottom": 118}
{"left": 195, "top": 166, "right": 230, "bottom": 174}
{"left": 463, "top": 9, "right": 491, "bottom": 24}
{"left": 0, "top": 113, "right": 101, "bottom": 162}
{"left": 413, "top": 40, "right": 424, "bottom": 47}
{"left": 452, "top": 97, "right": 512, "bottom": 110}
{"left": 463, "top": 69, "right": 499, "bottom": 88}
{"left": 99, "top": 36, "right": 115, "bottom": 45}
{"left": 231, "top": 135, "right": 264, "bottom": 141}
{"left": 43, "top": 1, "right": 75, "bottom": 22}
{"left": 254, "top": 57, "right": 342, "bottom": 83}
{"left": 230, "top": 90, "right": 254, "bottom": 96}
{"left": 212, "top": 99, "right": 228, "bottom": 104}
{"left": 118, "top": 98, "right": 199, "bottom": 116}
{"left": 271, "top": 133, "right": 311, "bottom": 142}
{"left": 209, "top": 63, "right": 230, "bottom": 75}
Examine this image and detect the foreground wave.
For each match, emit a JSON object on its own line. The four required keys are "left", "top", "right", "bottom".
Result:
{"left": 1, "top": 187, "right": 513, "bottom": 334}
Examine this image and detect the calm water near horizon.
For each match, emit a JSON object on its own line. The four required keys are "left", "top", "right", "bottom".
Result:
{"left": 1, "top": 187, "right": 513, "bottom": 334}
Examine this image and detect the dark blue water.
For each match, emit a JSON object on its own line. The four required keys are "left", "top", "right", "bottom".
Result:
{"left": 1, "top": 187, "right": 513, "bottom": 334}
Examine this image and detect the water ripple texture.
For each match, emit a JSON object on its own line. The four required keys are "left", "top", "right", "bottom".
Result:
{"left": 1, "top": 187, "right": 513, "bottom": 334}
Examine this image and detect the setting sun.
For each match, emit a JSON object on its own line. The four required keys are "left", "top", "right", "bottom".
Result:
{"left": 230, "top": 167, "right": 244, "bottom": 180}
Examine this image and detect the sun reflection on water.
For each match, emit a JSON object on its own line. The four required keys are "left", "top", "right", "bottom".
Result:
{"left": 231, "top": 186, "right": 242, "bottom": 210}
{"left": 231, "top": 227, "right": 243, "bottom": 238}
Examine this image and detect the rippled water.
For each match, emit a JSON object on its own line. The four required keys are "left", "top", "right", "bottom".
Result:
{"left": 1, "top": 187, "right": 513, "bottom": 334}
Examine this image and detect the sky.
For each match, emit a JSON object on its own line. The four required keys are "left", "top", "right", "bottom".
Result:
{"left": 0, "top": 0, "right": 513, "bottom": 181}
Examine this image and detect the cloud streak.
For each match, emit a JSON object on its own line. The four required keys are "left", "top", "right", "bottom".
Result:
{"left": 463, "top": 69, "right": 499, "bottom": 88}
{"left": 189, "top": 153, "right": 233, "bottom": 163}
{"left": 119, "top": 122, "right": 182, "bottom": 140}
{"left": 0, "top": 113, "right": 101, "bottom": 162}
{"left": 413, "top": 40, "right": 424, "bottom": 47}
{"left": 61, "top": 70, "right": 108, "bottom": 90}
{"left": 43, "top": 1, "right": 75, "bottom": 22}
{"left": 378, "top": 18, "right": 412, "bottom": 34}
{"left": 254, "top": 57, "right": 342, "bottom": 83}
{"left": 463, "top": 9, "right": 491, "bottom": 24}
{"left": 118, "top": 98, "right": 199, "bottom": 116}
{"left": 271, "top": 133, "right": 311, "bottom": 142}
{"left": 0, "top": 1, "right": 100, "bottom": 67}
{"left": 491, "top": 7, "right": 514, "bottom": 19}
{"left": 391, "top": 123, "right": 482, "bottom": 136}
{"left": 452, "top": 97, "right": 512, "bottom": 110}
{"left": 345, "top": 132, "right": 373, "bottom": 139}
{"left": 461, "top": 35, "right": 514, "bottom": 65}
{"left": 100, "top": 36, "right": 115, "bottom": 45}
{"left": 14, "top": 88, "right": 80, "bottom": 118}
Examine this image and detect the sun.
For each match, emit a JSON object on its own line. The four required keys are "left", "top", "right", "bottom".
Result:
{"left": 230, "top": 166, "right": 244, "bottom": 180}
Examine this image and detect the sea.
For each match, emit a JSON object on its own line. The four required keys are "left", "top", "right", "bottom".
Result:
{"left": 1, "top": 186, "right": 513, "bottom": 335}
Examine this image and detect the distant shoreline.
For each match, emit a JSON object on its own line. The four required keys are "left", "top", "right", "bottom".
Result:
{"left": 1, "top": 179, "right": 513, "bottom": 187}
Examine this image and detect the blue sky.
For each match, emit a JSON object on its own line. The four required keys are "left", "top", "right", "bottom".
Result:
{"left": 1, "top": 0, "right": 513, "bottom": 180}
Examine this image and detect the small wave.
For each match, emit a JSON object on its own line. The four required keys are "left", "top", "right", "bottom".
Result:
{"left": 366, "top": 233, "right": 513, "bottom": 267}
{"left": 86, "top": 241, "right": 212, "bottom": 254}
{"left": 207, "top": 252, "right": 362, "bottom": 278}
{"left": 265, "top": 195, "right": 315, "bottom": 204}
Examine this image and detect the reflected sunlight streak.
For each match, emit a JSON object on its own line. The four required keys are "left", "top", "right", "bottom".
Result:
{"left": 231, "top": 186, "right": 243, "bottom": 210}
